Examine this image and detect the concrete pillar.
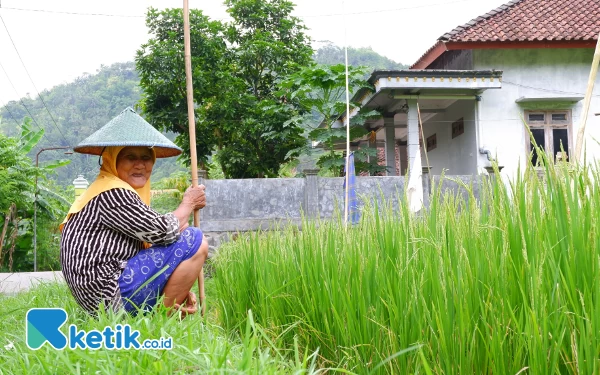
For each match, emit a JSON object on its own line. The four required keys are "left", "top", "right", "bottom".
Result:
{"left": 384, "top": 116, "right": 397, "bottom": 176}
{"left": 422, "top": 166, "right": 431, "bottom": 208}
{"left": 303, "top": 169, "right": 320, "bottom": 219}
{"left": 398, "top": 144, "right": 408, "bottom": 176}
{"left": 367, "top": 132, "right": 377, "bottom": 176}
{"left": 406, "top": 99, "right": 420, "bottom": 175}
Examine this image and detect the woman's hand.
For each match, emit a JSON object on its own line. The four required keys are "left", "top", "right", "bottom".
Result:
{"left": 172, "top": 185, "right": 206, "bottom": 230}
{"left": 182, "top": 185, "right": 206, "bottom": 211}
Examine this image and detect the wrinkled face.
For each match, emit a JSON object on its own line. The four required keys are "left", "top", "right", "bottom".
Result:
{"left": 116, "top": 146, "right": 154, "bottom": 188}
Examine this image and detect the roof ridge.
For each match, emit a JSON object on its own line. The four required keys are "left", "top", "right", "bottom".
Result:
{"left": 439, "top": 0, "right": 525, "bottom": 41}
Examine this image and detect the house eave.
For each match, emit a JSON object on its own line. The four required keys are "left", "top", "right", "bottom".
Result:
{"left": 368, "top": 69, "right": 503, "bottom": 86}
{"left": 412, "top": 39, "right": 598, "bottom": 69}
{"left": 323, "top": 69, "right": 503, "bottom": 129}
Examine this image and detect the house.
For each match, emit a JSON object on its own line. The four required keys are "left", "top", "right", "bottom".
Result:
{"left": 341, "top": 0, "right": 600, "bottom": 179}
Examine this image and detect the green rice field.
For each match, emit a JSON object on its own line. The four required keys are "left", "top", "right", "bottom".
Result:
{"left": 213, "top": 162, "right": 600, "bottom": 374}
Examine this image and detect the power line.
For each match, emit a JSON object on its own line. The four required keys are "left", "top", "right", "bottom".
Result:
{"left": 0, "top": 60, "right": 53, "bottom": 143}
{"left": 2, "top": 0, "right": 476, "bottom": 20}
{"left": 1, "top": 7, "right": 143, "bottom": 18}
{"left": 0, "top": 13, "right": 70, "bottom": 145}
{"left": 298, "top": 0, "right": 475, "bottom": 18}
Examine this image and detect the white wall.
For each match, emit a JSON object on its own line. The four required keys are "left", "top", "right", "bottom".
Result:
{"left": 422, "top": 100, "right": 478, "bottom": 175}
{"left": 473, "top": 48, "right": 600, "bottom": 179}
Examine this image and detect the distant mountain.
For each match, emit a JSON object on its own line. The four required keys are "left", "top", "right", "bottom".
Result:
{"left": 314, "top": 42, "right": 408, "bottom": 71}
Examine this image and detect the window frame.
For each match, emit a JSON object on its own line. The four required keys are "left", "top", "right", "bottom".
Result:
{"left": 525, "top": 110, "right": 572, "bottom": 164}
{"left": 426, "top": 133, "right": 437, "bottom": 151}
{"left": 451, "top": 117, "right": 465, "bottom": 139}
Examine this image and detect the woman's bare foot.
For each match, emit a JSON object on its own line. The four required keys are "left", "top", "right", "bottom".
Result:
{"left": 169, "top": 291, "right": 198, "bottom": 318}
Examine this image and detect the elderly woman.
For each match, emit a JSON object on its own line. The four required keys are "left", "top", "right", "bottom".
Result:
{"left": 60, "top": 108, "right": 208, "bottom": 316}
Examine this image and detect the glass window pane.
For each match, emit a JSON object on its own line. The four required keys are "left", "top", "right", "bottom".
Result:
{"left": 530, "top": 128, "right": 545, "bottom": 166}
{"left": 553, "top": 128, "right": 569, "bottom": 162}
{"left": 551, "top": 113, "right": 567, "bottom": 122}
{"left": 528, "top": 113, "right": 545, "bottom": 122}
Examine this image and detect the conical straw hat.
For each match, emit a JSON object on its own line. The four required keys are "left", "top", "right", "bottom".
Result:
{"left": 73, "top": 107, "right": 182, "bottom": 158}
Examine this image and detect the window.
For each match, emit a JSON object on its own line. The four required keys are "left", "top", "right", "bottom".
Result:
{"left": 426, "top": 134, "right": 437, "bottom": 151}
{"left": 526, "top": 110, "right": 571, "bottom": 165}
{"left": 452, "top": 118, "right": 464, "bottom": 138}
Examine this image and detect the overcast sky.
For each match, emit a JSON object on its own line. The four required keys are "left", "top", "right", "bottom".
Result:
{"left": 0, "top": 0, "right": 507, "bottom": 105}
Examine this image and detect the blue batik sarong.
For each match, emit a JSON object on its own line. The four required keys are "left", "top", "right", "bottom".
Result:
{"left": 118, "top": 226, "right": 203, "bottom": 314}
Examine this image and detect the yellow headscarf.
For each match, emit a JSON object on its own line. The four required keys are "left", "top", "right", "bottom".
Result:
{"left": 60, "top": 146, "right": 155, "bottom": 231}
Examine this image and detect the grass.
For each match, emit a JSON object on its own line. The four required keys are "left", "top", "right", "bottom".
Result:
{"left": 0, "top": 279, "right": 323, "bottom": 375}
{"left": 213, "top": 161, "right": 600, "bottom": 374}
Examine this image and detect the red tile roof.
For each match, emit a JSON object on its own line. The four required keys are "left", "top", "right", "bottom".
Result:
{"left": 442, "top": 0, "right": 600, "bottom": 43}
{"left": 411, "top": 0, "right": 600, "bottom": 68}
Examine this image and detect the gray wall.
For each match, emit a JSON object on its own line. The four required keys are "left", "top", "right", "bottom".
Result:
{"left": 201, "top": 178, "right": 305, "bottom": 232}
{"left": 200, "top": 172, "right": 482, "bottom": 253}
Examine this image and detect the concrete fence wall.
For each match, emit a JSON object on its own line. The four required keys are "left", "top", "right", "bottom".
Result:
{"left": 198, "top": 170, "right": 488, "bottom": 253}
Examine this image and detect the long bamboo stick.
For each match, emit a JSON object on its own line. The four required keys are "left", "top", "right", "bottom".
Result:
{"left": 183, "top": 0, "right": 205, "bottom": 315}
{"left": 574, "top": 31, "right": 600, "bottom": 163}
{"left": 416, "top": 102, "right": 431, "bottom": 172}
{"left": 342, "top": 0, "right": 351, "bottom": 228}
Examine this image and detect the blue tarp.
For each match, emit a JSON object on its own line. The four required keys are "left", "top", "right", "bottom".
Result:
{"left": 343, "top": 152, "right": 360, "bottom": 225}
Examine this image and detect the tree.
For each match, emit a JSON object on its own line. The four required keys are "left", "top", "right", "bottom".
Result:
{"left": 0, "top": 119, "right": 71, "bottom": 271}
{"left": 280, "top": 64, "right": 384, "bottom": 175}
{"left": 136, "top": 0, "right": 313, "bottom": 178}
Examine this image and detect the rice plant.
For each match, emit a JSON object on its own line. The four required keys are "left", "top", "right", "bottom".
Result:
{"left": 213, "top": 160, "right": 600, "bottom": 374}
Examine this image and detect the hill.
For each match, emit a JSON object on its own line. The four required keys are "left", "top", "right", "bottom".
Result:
{"left": 0, "top": 62, "right": 186, "bottom": 187}
{"left": 314, "top": 41, "right": 408, "bottom": 70}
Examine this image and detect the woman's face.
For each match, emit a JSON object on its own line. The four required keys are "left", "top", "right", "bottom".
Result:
{"left": 115, "top": 146, "right": 154, "bottom": 188}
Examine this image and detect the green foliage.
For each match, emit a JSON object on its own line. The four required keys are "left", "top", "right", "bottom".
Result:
{"left": 33, "top": 215, "right": 63, "bottom": 271}
{"left": 151, "top": 172, "right": 188, "bottom": 215}
{"left": 151, "top": 171, "right": 190, "bottom": 193}
{"left": 0, "top": 120, "right": 70, "bottom": 271}
{"left": 213, "top": 162, "right": 600, "bottom": 373}
{"left": 280, "top": 64, "right": 385, "bottom": 175}
{"left": 136, "top": 1, "right": 313, "bottom": 178}
{"left": 150, "top": 192, "right": 181, "bottom": 215}
{"left": 207, "top": 152, "right": 225, "bottom": 180}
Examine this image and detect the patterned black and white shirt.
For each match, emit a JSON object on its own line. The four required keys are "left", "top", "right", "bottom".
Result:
{"left": 60, "top": 188, "right": 179, "bottom": 315}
